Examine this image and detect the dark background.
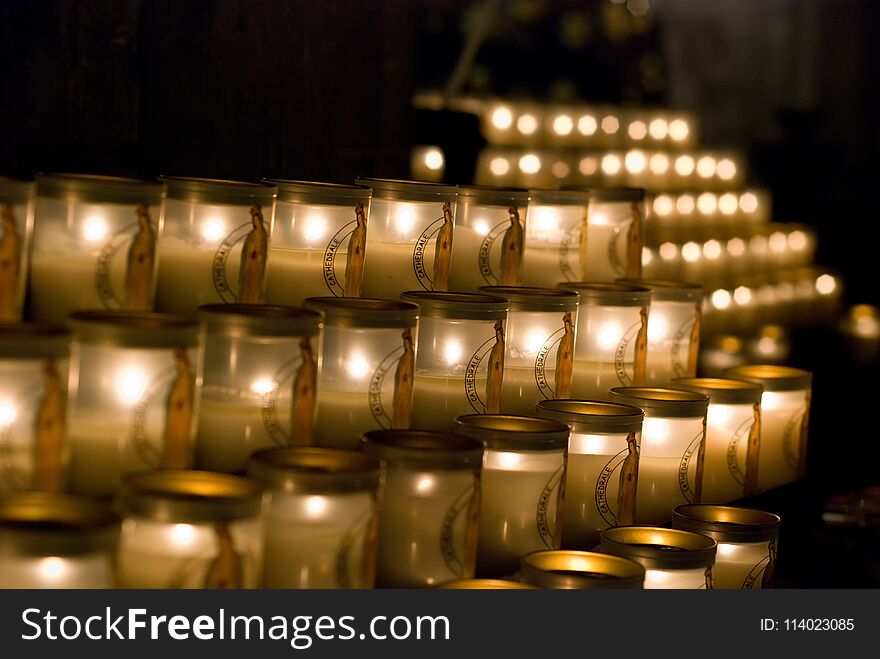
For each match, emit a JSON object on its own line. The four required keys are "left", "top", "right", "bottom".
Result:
{"left": 1, "top": 0, "right": 878, "bottom": 586}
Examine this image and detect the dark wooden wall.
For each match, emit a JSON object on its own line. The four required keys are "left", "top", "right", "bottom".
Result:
{"left": 0, "top": 0, "right": 417, "bottom": 183}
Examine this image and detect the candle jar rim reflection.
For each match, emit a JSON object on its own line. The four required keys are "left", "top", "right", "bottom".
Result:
{"left": 354, "top": 177, "right": 457, "bottom": 202}
{"left": 400, "top": 291, "right": 508, "bottom": 321}
{"left": 117, "top": 470, "right": 264, "bottom": 524}
{"left": 721, "top": 365, "right": 812, "bottom": 392}
{"left": 520, "top": 550, "right": 645, "bottom": 589}
{"left": 36, "top": 173, "right": 165, "bottom": 205}
{"left": 478, "top": 286, "right": 579, "bottom": 312}
{"left": 361, "top": 429, "right": 483, "bottom": 470}
{"left": 68, "top": 310, "right": 199, "bottom": 348}
{"left": 198, "top": 304, "right": 323, "bottom": 338}
{"left": 161, "top": 176, "right": 277, "bottom": 206}
{"left": 670, "top": 377, "right": 763, "bottom": 405}
{"left": 454, "top": 414, "right": 570, "bottom": 451}
{"left": 438, "top": 578, "right": 537, "bottom": 589}
{"left": 527, "top": 188, "right": 590, "bottom": 206}
{"left": 0, "top": 492, "right": 120, "bottom": 556}
{"left": 248, "top": 447, "right": 380, "bottom": 494}
{"left": 535, "top": 399, "right": 644, "bottom": 434}
{"left": 557, "top": 281, "right": 651, "bottom": 306}
{"left": 0, "top": 176, "right": 35, "bottom": 203}
{"left": 615, "top": 278, "right": 703, "bottom": 302}
{"left": 304, "top": 297, "right": 418, "bottom": 328}
{"left": 263, "top": 179, "right": 371, "bottom": 205}
{"left": 609, "top": 387, "right": 709, "bottom": 418}
{"left": 0, "top": 323, "right": 70, "bottom": 359}
{"left": 599, "top": 526, "right": 716, "bottom": 570}
{"left": 672, "top": 504, "right": 781, "bottom": 543}
{"left": 457, "top": 185, "right": 529, "bottom": 207}
{"left": 584, "top": 187, "right": 646, "bottom": 203}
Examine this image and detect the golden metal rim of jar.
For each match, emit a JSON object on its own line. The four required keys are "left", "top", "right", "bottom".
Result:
{"left": 400, "top": 291, "right": 509, "bottom": 320}
{"left": 479, "top": 286, "right": 579, "bottom": 312}
{"left": 248, "top": 447, "right": 381, "bottom": 493}
{"left": 303, "top": 297, "right": 419, "bottom": 328}
{"left": 609, "top": 387, "right": 709, "bottom": 418}
{"left": 520, "top": 550, "right": 645, "bottom": 589}
{"left": 354, "top": 177, "right": 458, "bottom": 198}
{"left": 600, "top": 526, "right": 717, "bottom": 570}
{"left": 198, "top": 304, "right": 323, "bottom": 337}
{"left": 721, "top": 365, "right": 813, "bottom": 392}
{"left": 161, "top": 176, "right": 277, "bottom": 205}
{"left": 68, "top": 311, "right": 199, "bottom": 347}
{"left": 0, "top": 323, "right": 70, "bottom": 358}
{"left": 438, "top": 579, "right": 537, "bottom": 590}
{"left": 527, "top": 187, "right": 590, "bottom": 205}
{"left": 456, "top": 185, "right": 529, "bottom": 206}
{"left": 615, "top": 278, "right": 703, "bottom": 302}
{"left": 361, "top": 430, "right": 484, "bottom": 469}
{"left": 0, "top": 492, "right": 120, "bottom": 531}
{"left": 37, "top": 173, "right": 165, "bottom": 204}
{"left": 670, "top": 377, "right": 764, "bottom": 405}
{"left": 0, "top": 176, "right": 35, "bottom": 203}
{"left": 558, "top": 281, "right": 652, "bottom": 306}
{"left": 454, "top": 414, "right": 570, "bottom": 451}
{"left": 264, "top": 179, "right": 371, "bottom": 196}
{"left": 535, "top": 399, "right": 644, "bottom": 433}
{"left": 672, "top": 504, "right": 781, "bottom": 543}
{"left": 118, "top": 470, "right": 264, "bottom": 523}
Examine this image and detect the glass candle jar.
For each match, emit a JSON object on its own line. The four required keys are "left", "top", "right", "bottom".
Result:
{"left": 478, "top": 286, "right": 579, "bottom": 416}
{"left": 670, "top": 377, "right": 764, "bottom": 502}
{"left": 0, "top": 324, "right": 71, "bottom": 492}
{"left": 617, "top": 278, "right": 703, "bottom": 385}
{"left": 29, "top": 174, "right": 165, "bottom": 323}
{"left": 402, "top": 291, "right": 509, "bottom": 430}
{"left": 535, "top": 400, "right": 644, "bottom": 549}
{"left": 362, "top": 429, "right": 483, "bottom": 588}
{"left": 672, "top": 504, "right": 781, "bottom": 589}
{"left": 263, "top": 180, "right": 372, "bottom": 304}
{"left": 156, "top": 177, "right": 277, "bottom": 314}
{"left": 438, "top": 578, "right": 536, "bottom": 589}
{"left": 196, "top": 304, "right": 324, "bottom": 473}
{"left": 582, "top": 188, "right": 645, "bottom": 282}
{"left": 304, "top": 298, "right": 419, "bottom": 449}
{"left": 454, "top": 414, "right": 570, "bottom": 578}
{"left": 448, "top": 186, "right": 530, "bottom": 291}
{"left": 562, "top": 282, "right": 651, "bottom": 399}
{"left": 0, "top": 177, "right": 35, "bottom": 321}
{"left": 721, "top": 365, "right": 813, "bottom": 491}
{"left": 354, "top": 178, "right": 458, "bottom": 298}
{"left": 0, "top": 492, "right": 120, "bottom": 588}
{"left": 116, "top": 470, "right": 264, "bottom": 588}
{"left": 519, "top": 549, "right": 644, "bottom": 589}
{"left": 520, "top": 189, "right": 590, "bottom": 287}
{"left": 248, "top": 447, "right": 380, "bottom": 589}
{"left": 66, "top": 311, "right": 202, "bottom": 496}
{"left": 608, "top": 387, "right": 709, "bottom": 525}
{"left": 599, "top": 526, "right": 717, "bottom": 589}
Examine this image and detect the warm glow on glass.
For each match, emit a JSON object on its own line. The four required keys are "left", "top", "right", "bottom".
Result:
{"left": 0, "top": 401, "right": 15, "bottom": 426}
{"left": 788, "top": 230, "right": 807, "bottom": 251}
{"left": 653, "top": 195, "right": 673, "bottom": 216}
{"left": 668, "top": 119, "right": 689, "bottom": 141}
{"left": 171, "top": 524, "right": 195, "bottom": 545}
{"left": 396, "top": 207, "right": 415, "bottom": 233}
{"left": 769, "top": 232, "right": 787, "bottom": 253}
{"left": 707, "top": 404, "right": 732, "bottom": 426}
{"left": 718, "top": 193, "right": 738, "bottom": 215}
{"left": 491, "top": 107, "right": 513, "bottom": 130}
{"left": 682, "top": 242, "right": 701, "bottom": 262}
{"left": 415, "top": 475, "right": 436, "bottom": 495}
{"left": 711, "top": 289, "right": 732, "bottom": 310}
{"left": 579, "top": 157, "right": 598, "bottom": 175}
{"left": 749, "top": 235, "right": 768, "bottom": 255}
{"left": 598, "top": 323, "right": 622, "bottom": 349}
{"left": 443, "top": 341, "right": 463, "bottom": 365}
{"left": 648, "top": 315, "right": 667, "bottom": 341}
{"left": 490, "top": 157, "right": 510, "bottom": 177}
{"left": 716, "top": 158, "right": 737, "bottom": 180}
{"left": 517, "top": 114, "right": 538, "bottom": 135}
{"left": 734, "top": 286, "right": 752, "bottom": 305}
{"left": 659, "top": 242, "right": 678, "bottom": 261}
{"left": 628, "top": 121, "right": 648, "bottom": 140}
{"left": 551, "top": 160, "right": 570, "bottom": 179}
{"left": 526, "top": 331, "right": 547, "bottom": 353}
{"left": 535, "top": 209, "right": 557, "bottom": 232}
{"left": 117, "top": 369, "right": 146, "bottom": 403}
{"left": 38, "top": 557, "right": 67, "bottom": 581}
{"left": 348, "top": 355, "right": 370, "bottom": 379}
{"left": 675, "top": 155, "right": 695, "bottom": 176}
{"left": 553, "top": 115, "right": 574, "bottom": 136}
{"left": 424, "top": 148, "right": 444, "bottom": 171}
{"left": 815, "top": 274, "right": 836, "bottom": 295}
{"left": 202, "top": 218, "right": 226, "bottom": 243}
{"left": 625, "top": 150, "right": 647, "bottom": 174}
{"left": 305, "top": 495, "right": 328, "bottom": 519}
{"left": 642, "top": 417, "right": 669, "bottom": 443}
{"left": 648, "top": 118, "right": 668, "bottom": 140}
{"left": 727, "top": 237, "right": 746, "bottom": 257}
{"left": 642, "top": 247, "right": 654, "bottom": 266}
{"left": 83, "top": 216, "right": 108, "bottom": 242}
{"left": 519, "top": 154, "right": 542, "bottom": 174}
{"left": 496, "top": 451, "right": 522, "bottom": 469}
{"left": 761, "top": 391, "right": 782, "bottom": 411}
{"left": 696, "top": 156, "right": 716, "bottom": 178}
{"left": 649, "top": 153, "right": 670, "bottom": 175}
{"left": 703, "top": 240, "right": 722, "bottom": 260}
{"left": 602, "top": 154, "right": 622, "bottom": 175}
{"left": 473, "top": 219, "right": 491, "bottom": 236}
{"left": 578, "top": 114, "right": 598, "bottom": 136}
{"left": 697, "top": 193, "right": 717, "bottom": 215}
{"left": 676, "top": 195, "right": 695, "bottom": 215}
{"left": 304, "top": 216, "right": 327, "bottom": 242}
{"left": 739, "top": 192, "right": 759, "bottom": 214}
{"left": 601, "top": 115, "right": 620, "bottom": 134}
{"left": 250, "top": 379, "right": 274, "bottom": 396}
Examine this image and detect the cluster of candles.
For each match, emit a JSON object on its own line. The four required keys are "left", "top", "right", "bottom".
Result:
{"left": 0, "top": 174, "right": 813, "bottom": 590}
{"left": 648, "top": 189, "right": 772, "bottom": 227}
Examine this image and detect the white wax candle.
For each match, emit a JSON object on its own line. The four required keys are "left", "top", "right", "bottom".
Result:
{"left": 264, "top": 247, "right": 332, "bottom": 305}
{"left": 521, "top": 244, "right": 580, "bottom": 287}
{"left": 314, "top": 389, "right": 383, "bottom": 450}
{"left": 714, "top": 540, "right": 773, "bottom": 589}
{"left": 645, "top": 301, "right": 699, "bottom": 385}
{"left": 758, "top": 390, "right": 807, "bottom": 490}
{"left": 155, "top": 238, "right": 232, "bottom": 314}
{"left": 701, "top": 403, "right": 755, "bottom": 503}
{"left": 412, "top": 373, "right": 487, "bottom": 431}
{"left": 643, "top": 566, "right": 708, "bottom": 589}
{"left": 28, "top": 251, "right": 125, "bottom": 323}
{"left": 500, "top": 365, "right": 554, "bottom": 416}
{"left": 0, "top": 554, "right": 114, "bottom": 588}
{"left": 571, "top": 360, "right": 628, "bottom": 400}
{"left": 582, "top": 221, "right": 629, "bottom": 282}
{"left": 361, "top": 241, "right": 428, "bottom": 298}
{"left": 196, "top": 397, "right": 277, "bottom": 473}
{"left": 117, "top": 517, "right": 262, "bottom": 588}
{"left": 477, "top": 449, "right": 563, "bottom": 577}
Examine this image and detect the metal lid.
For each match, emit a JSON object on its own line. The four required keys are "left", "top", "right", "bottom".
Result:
{"left": 670, "top": 377, "right": 763, "bottom": 405}
{"left": 354, "top": 178, "right": 457, "bottom": 202}
{"left": 721, "top": 365, "right": 812, "bottom": 392}
{"left": 454, "top": 414, "right": 570, "bottom": 451}
{"left": 559, "top": 282, "right": 651, "bottom": 307}
{"left": 68, "top": 311, "right": 199, "bottom": 348}
{"left": 0, "top": 323, "right": 71, "bottom": 359}
{"left": 0, "top": 492, "right": 120, "bottom": 556}
{"left": 198, "top": 304, "right": 323, "bottom": 338}
{"left": 528, "top": 188, "right": 590, "bottom": 206}
{"left": 438, "top": 579, "right": 537, "bottom": 589}
{"left": 535, "top": 400, "right": 644, "bottom": 434}
{"left": 520, "top": 550, "right": 645, "bottom": 589}
{"left": 0, "top": 177, "right": 35, "bottom": 204}
{"left": 589, "top": 187, "right": 646, "bottom": 203}
{"left": 37, "top": 173, "right": 165, "bottom": 205}
{"left": 616, "top": 278, "right": 703, "bottom": 302}
{"left": 361, "top": 430, "right": 484, "bottom": 470}
{"left": 479, "top": 286, "right": 579, "bottom": 312}
{"left": 600, "top": 526, "right": 717, "bottom": 570}
{"left": 672, "top": 504, "right": 781, "bottom": 543}
{"left": 264, "top": 179, "right": 372, "bottom": 205}
{"left": 117, "top": 470, "right": 264, "bottom": 523}
{"left": 456, "top": 186, "right": 529, "bottom": 207}
{"left": 248, "top": 447, "right": 380, "bottom": 494}
{"left": 609, "top": 387, "right": 709, "bottom": 418}
{"left": 400, "top": 291, "right": 508, "bottom": 321}
{"left": 161, "top": 176, "right": 277, "bottom": 206}
{"left": 303, "top": 297, "right": 418, "bottom": 328}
